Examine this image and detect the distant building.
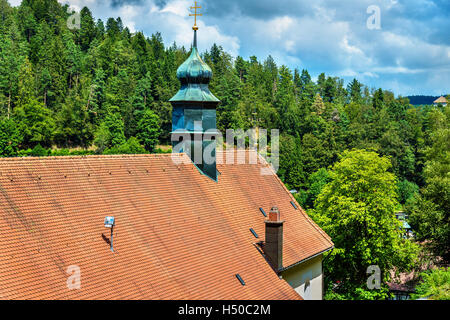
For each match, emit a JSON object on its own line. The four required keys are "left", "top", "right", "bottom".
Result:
{"left": 433, "top": 96, "right": 447, "bottom": 106}
{"left": 388, "top": 282, "right": 416, "bottom": 300}
{"left": 396, "top": 211, "right": 413, "bottom": 239}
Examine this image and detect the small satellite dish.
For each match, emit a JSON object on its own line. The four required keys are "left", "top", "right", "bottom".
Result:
{"left": 104, "top": 216, "right": 115, "bottom": 228}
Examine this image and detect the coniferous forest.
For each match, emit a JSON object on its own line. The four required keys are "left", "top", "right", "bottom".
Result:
{"left": 0, "top": 0, "right": 448, "bottom": 299}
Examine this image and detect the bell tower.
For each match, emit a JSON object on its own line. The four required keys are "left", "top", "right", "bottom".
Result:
{"left": 170, "top": 1, "right": 221, "bottom": 181}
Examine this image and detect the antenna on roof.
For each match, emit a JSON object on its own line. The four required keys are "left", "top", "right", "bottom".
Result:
{"left": 104, "top": 216, "right": 115, "bottom": 252}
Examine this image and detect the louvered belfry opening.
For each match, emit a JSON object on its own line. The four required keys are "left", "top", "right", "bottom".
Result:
{"left": 170, "top": 29, "right": 221, "bottom": 181}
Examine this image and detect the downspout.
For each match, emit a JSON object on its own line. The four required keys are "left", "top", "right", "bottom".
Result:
{"left": 321, "top": 247, "right": 334, "bottom": 299}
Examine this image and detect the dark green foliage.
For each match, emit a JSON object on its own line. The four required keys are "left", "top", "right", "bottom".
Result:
{"left": 373, "top": 88, "right": 384, "bottom": 109}
{"left": 303, "top": 168, "right": 330, "bottom": 209}
{"left": 398, "top": 179, "right": 419, "bottom": 204}
{"left": 0, "top": 117, "right": 22, "bottom": 156}
{"left": 94, "top": 107, "right": 126, "bottom": 153}
{"left": 103, "top": 137, "right": 146, "bottom": 155}
{"left": 79, "top": 7, "right": 96, "bottom": 52}
{"left": 348, "top": 78, "right": 362, "bottom": 103}
{"left": 13, "top": 99, "right": 55, "bottom": 148}
{"left": 278, "top": 134, "right": 304, "bottom": 191}
{"left": 30, "top": 144, "right": 48, "bottom": 157}
{"left": 136, "top": 109, "right": 160, "bottom": 152}
{"left": 407, "top": 106, "right": 449, "bottom": 263}
{"left": 408, "top": 195, "right": 449, "bottom": 262}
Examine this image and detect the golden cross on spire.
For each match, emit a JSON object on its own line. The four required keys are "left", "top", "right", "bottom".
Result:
{"left": 189, "top": 1, "right": 202, "bottom": 31}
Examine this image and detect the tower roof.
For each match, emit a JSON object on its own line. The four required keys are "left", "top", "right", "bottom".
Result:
{"left": 169, "top": 31, "right": 220, "bottom": 103}
{"left": 176, "top": 45, "right": 212, "bottom": 84}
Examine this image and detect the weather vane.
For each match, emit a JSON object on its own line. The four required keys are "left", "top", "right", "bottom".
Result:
{"left": 189, "top": 1, "right": 202, "bottom": 31}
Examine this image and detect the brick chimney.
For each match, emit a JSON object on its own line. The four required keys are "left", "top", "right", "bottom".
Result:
{"left": 264, "top": 207, "right": 284, "bottom": 272}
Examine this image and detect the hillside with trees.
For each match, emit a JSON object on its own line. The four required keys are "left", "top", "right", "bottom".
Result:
{"left": 0, "top": 0, "right": 448, "bottom": 299}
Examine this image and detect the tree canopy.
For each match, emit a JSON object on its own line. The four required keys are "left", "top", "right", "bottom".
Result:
{"left": 310, "top": 150, "right": 419, "bottom": 299}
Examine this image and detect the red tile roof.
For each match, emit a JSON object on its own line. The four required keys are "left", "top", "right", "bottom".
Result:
{"left": 433, "top": 96, "right": 447, "bottom": 104}
{"left": 0, "top": 151, "right": 332, "bottom": 300}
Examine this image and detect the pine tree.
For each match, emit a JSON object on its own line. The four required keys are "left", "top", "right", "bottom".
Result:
{"left": 79, "top": 7, "right": 96, "bottom": 51}
{"left": 348, "top": 78, "right": 362, "bottom": 103}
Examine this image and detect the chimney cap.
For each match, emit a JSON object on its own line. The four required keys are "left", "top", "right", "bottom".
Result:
{"left": 267, "top": 207, "right": 283, "bottom": 223}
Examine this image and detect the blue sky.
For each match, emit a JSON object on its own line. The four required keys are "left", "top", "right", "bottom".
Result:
{"left": 9, "top": 0, "right": 450, "bottom": 96}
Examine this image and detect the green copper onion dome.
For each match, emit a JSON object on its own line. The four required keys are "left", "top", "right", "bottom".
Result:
{"left": 169, "top": 31, "right": 220, "bottom": 103}
{"left": 176, "top": 46, "right": 212, "bottom": 84}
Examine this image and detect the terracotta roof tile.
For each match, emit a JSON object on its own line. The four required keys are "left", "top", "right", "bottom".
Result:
{"left": 0, "top": 151, "right": 332, "bottom": 300}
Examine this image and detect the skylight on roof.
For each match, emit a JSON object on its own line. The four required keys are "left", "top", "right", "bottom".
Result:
{"left": 290, "top": 201, "right": 298, "bottom": 209}
{"left": 249, "top": 228, "right": 259, "bottom": 239}
{"left": 259, "top": 208, "right": 267, "bottom": 217}
{"left": 235, "top": 274, "right": 245, "bottom": 286}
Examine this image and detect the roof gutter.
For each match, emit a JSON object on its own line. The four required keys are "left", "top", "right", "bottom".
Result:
{"left": 278, "top": 246, "right": 334, "bottom": 273}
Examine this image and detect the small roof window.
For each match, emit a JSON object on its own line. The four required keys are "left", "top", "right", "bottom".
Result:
{"left": 290, "top": 201, "right": 298, "bottom": 209}
{"left": 249, "top": 228, "right": 259, "bottom": 239}
{"left": 235, "top": 274, "right": 245, "bottom": 286}
{"left": 259, "top": 208, "right": 267, "bottom": 217}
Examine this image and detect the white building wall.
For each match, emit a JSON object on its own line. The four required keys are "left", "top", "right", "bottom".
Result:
{"left": 281, "top": 255, "right": 323, "bottom": 300}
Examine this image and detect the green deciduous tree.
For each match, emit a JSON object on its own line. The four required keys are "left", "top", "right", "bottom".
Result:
{"left": 94, "top": 106, "right": 126, "bottom": 153}
{"left": 13, "top": 99, "right": 55, "bottom": 148}
{"left": 103, "top": 137, "right": 146, "bottom": 155}
{"left": 311, "top": 149, "right": 419, "bottom": 300}
{"left": 136, "top": 109, "right": 160, "bottom": 152}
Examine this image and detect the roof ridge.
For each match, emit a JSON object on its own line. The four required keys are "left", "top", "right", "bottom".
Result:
{"left": 0, "top": 153, "right": 185, "bottom": 161}
{"left": 0, "top": 150, "right": 258, "bottom": 162}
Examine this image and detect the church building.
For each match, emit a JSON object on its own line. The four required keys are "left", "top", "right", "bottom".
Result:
{"left": 0, "top": 9, "right": 333, "bottom": 300}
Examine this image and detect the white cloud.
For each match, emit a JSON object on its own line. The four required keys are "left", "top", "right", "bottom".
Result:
{"left": 141, "top": 1, "right": 240, "bottom": 55}
{"left": 159, "top": 0, "right": 189, "bottom": 16}
{"left": 118, "top": 5, "right": 139, "bottom": 32}
{"left": 7, "top": 0, "right": 22, "bottom": 6}
{"left": 267, "top": 16, "right": 294, "bottom": 39}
